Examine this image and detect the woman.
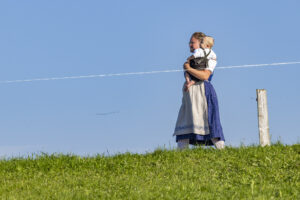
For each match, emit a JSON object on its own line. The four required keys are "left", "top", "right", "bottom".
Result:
{"left": 173, "top": 32, "right": 225, "bottom": 149}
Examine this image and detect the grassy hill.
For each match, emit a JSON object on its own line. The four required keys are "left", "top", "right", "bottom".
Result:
{"left": 0, "top": 143, "right": 299, "bottom": 199}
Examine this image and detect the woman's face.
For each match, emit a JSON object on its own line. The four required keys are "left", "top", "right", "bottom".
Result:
{"left": 189, "top": 37, "right": 201, "bottom": 52}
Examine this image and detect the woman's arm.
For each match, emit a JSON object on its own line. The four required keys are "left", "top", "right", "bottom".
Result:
{"left": 183, "top": 61, "right": 211, "bottom": 81}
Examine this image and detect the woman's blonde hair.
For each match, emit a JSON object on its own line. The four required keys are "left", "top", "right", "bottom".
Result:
{"left": 191, "top": 32, "right": 206, "bottom": 42}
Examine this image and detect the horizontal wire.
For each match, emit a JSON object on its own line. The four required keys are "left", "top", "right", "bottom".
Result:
{"left": 0, "top": 61, "right": 299, "bottom": 84}
{"left": 217, "top": 61, "right": 300, "bottom": 69}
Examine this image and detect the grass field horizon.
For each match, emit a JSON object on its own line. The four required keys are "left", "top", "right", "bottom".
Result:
{"left": 0, "top": 143, "right": 299, "bottom": 199}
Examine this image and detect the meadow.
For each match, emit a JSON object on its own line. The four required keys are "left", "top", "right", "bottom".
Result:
{"left": 0, "top": 143, "right": 299, "bottom": 199}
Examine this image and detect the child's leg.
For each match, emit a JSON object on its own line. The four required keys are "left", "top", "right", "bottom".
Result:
{"left": 211, "top": 138, "right": 225, "bottom": 149}
{"left": 186, "top": 80, "right": 196, "bottom": 91}
{"left": 184, "top": 72, "right": 196, "bottom": 91}
{"left": 184, "top": 72, "right": 191, "bottom": 82}
{"left": 177, "top": 139, "right": 189, "bottom": 150}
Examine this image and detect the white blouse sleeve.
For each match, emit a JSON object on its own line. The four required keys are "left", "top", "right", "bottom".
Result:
{"left": 207, "top": 50, "right": 217, "bottom": 73}
{"left": 207, "top": 60, "right": 217, "bottom": 72}
{"left": 193, "top": 49, "right": 204, "bottom": 58}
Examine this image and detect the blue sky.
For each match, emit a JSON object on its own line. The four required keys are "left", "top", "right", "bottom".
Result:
{"left": 0, "top": 0, "right": 299, "bottom": 157}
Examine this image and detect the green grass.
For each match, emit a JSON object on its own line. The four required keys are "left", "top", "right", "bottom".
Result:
{"left": 0, "top": 143, "right": 299, "bottom": 200}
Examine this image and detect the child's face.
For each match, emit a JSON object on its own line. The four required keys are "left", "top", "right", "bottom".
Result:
{"left": 189, "top": 37, "right": 200, "bottom": 52}
{"left": 200, "top": 38, "right": 208, "bottom": 49}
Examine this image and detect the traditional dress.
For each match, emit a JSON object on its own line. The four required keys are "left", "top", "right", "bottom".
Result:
{"left": 174, "top": 49, "right": 225, "bottom": 146}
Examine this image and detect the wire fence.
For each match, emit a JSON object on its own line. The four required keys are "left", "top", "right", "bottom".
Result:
{"left": 1, "top": 61, "right": 299, "bottom": 84}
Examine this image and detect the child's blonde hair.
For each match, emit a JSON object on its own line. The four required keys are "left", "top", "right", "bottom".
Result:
{"left": 202, "top": 36, "right": 214, "bottom": 49}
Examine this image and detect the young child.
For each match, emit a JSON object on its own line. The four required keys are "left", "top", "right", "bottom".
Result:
{"left": 184, "top": 36, "right": 217, "bottom": 91}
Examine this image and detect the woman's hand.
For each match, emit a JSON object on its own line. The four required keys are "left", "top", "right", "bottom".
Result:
{"left": 183, "top": 59, "right": 211, "bottom": 81}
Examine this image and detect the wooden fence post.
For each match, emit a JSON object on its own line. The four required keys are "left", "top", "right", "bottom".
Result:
{"left": 256, "top": 89, "right": 271, "bottom": 146}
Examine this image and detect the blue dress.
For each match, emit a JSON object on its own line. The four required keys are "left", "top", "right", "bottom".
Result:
{"left": 175, "top": 74, "right": 225, "bottom": 145}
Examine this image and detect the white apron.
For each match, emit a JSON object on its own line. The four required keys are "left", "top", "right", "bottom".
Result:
{"left": 173, "top": 81, "right": 210, "bottom": 136}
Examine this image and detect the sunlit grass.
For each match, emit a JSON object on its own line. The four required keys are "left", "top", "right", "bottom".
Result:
{"left": 0, "top": 143, "right": 299, "bottom": 199}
